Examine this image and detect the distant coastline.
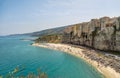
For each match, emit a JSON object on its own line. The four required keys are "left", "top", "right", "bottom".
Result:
{"left": 32, "top": 43, "right": 120, "bottom": 78}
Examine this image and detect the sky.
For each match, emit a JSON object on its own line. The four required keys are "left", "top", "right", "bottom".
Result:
{"left": 0, "top": 0, "right": 120, "bottom": 35}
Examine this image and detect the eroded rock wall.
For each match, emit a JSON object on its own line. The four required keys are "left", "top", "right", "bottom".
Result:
{"left": 62, "top": 16, "right": 120, "bottom": 52}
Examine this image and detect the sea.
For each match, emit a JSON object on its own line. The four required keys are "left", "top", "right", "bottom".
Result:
{"left": 0, "top": 35, "right": 103, "bottom": 78}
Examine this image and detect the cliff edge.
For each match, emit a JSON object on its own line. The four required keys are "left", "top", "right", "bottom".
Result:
{"left": 62, "top": 16, "right": 120, "bottom": 52}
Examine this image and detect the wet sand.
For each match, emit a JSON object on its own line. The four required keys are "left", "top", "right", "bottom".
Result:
{"left": 32, "top": 43, "right": 120, "bottom": 78}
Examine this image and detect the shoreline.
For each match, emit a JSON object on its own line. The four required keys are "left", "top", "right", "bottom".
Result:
{"left": 32, "top": 43, "right": 120, "bottom": 78}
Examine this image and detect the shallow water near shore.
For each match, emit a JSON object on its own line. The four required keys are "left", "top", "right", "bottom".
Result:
{"left": 0, "top": 36, "right": 103, "bottom": 78}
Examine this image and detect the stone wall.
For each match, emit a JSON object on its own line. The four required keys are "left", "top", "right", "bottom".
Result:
{"left": 62, "top": 16, "right": 120, "bottom": 52}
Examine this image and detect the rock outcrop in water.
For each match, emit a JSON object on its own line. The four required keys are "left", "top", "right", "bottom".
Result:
{"left": 62, "top": 16, "right": 120, "bottom": 52}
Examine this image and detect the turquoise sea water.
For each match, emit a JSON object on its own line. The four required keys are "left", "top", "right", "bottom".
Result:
{"left": 0, "top": 36, "right": 103, "bottom": 78}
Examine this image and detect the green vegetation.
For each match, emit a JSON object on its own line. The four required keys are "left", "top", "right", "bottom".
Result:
{"left": 35, "top": 34, "right": 62, "bottom": 43}
{"left": 91, "top": 27, "right": 99, "bottom": 47}
{"left": 29, "top": 26, "right": 66, "bottom": 36}
{"left": 0, "top": 66, "right": 47, "bottom": 78}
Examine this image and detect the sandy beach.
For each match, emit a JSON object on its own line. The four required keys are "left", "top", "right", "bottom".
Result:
{"left": 32, "top": 43, "right": 120, "bottom": 78}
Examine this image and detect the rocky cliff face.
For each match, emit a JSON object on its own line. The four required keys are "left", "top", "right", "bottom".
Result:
{"left": 62, "top": 16, "right": 120, "bottom": 52}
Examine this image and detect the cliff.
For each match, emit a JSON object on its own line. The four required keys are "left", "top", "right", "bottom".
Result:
{"left": 35, "top": 34, "right": 62, "bottom": 43}
{"left": 33, "top": 16, "right": 120, "bottom": 77}
{"left": 62, "top": 16, "right": 120, "bottom": 52}
{"left": 35, "top": 16, "right": 120, "bottom": 53}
